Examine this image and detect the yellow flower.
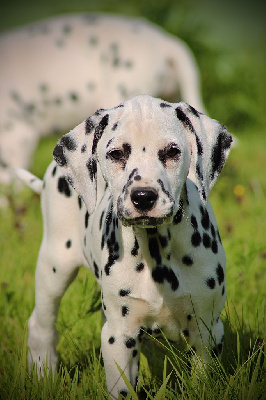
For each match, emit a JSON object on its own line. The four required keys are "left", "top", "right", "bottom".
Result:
{"left": 234, "top": 184, "right": 245, "bottom": 197}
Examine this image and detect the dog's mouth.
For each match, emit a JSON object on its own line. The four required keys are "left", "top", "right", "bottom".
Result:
{"left": 120, "top": 214, "right": 172, "bottom": 228}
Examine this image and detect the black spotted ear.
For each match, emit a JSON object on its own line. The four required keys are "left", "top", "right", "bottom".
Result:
{"left": 53, "top": 110, "right": 109, "bottom": 213}
{"left": 175, "top": 103, "right": 232, "bottom": 202}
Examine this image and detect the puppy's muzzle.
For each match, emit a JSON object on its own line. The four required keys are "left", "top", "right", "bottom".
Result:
{"left": 131, "top": 187, "right": 158, "bottom": 212}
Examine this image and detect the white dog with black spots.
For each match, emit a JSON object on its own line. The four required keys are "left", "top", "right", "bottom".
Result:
{"left": 17, "top": 94, "right": 232, "bottom": 398}
{"left": 0, "top": 13, "right": 205, "bottom": 191}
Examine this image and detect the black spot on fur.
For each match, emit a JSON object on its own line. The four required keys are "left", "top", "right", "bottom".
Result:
{"left": 112, "top": 122, "right": 119, "bottom": 131}
{"left": 114, "top": 103, "right": 124, "bottom": 109}
{"left": 52, "top": 165, "right": 57, "bottom": 176}
{"left": 159, "top": 234, "right": 168, "bottom": 248}
{"left": 93, "top": 261, "right": 99, "bottom": 279}
{"left": 78, "top": 196, "right": 83, "bottom": 209}
{"left": 194, "top": 133, "right": 203, "bottom": 155}
{"left": 104, "top": 206, "right": 120, "bottom": 276}
{"left": 87, "top": 157, "right": 97, "bottom": 182}
{"left": 92, "top": 114, "right": 109, "bottom": 154}
{"left": 175, "top": 107, "right": 195, "bottom": 133}
{"left": 200, "top": 206, "right": 210, "bottom": 230}
{"left": 85, "top": 211, "right": 90, "bottom": 228}
{"left": 119, "top": 390, "right": 129, "bottom": 398}
{"left": 211, "top": 223, "right": 216, "bottom": 238}
{"left": 58, "top": 177, "right": 71, "bottom": 197}
{"left": 104, "top": 252, "right": 118, "bottom": 276}
{"left": 191, "top": 215, "right": 198, "bottom": 230}
{"left": 138, "top": 327, "right": 146, "bottom": 342}
{"left": 81, "top": 144, "right": 87, "bottom": 153}
{"left": 69, "top": 92, "right": 78, "bottom": 102}
{"left": 132, "top": 349, "right": 138, "bottom": 357}
{"left": 94, "top": 108, "right": 105, "bottom": 116}
{"left": 206, "top": 277, "right": 216, "bottom": 289}
{"left": 216, "top": 263, "right": 224, "bottom": 285}
{"left": 191, "top": 231, "right": 201, "bottom": 247}
{"left": 99, "top": 210, "right": 105, "bottom": 230}
{"left": 203, "top": 233, "right": 211, "bottom": 248}
{"left": 60, "top": 134, "right": 77, "bottom": 151}
{"left": 119, "top": 289, "right": 131, "bottom": 297}
{"left": 125, "top": 338, "right": 136, "bottom": 348}
{"left": 108, "top": 336, "right": 115, "bottom": 344}
{"left": 184, "top": 182, "right": 190, "bottom": 205}
{"left": 105, "top": 205, "right": 113, "bottom": 236}
{"left": 211, "top": 129, "right": 232, "bottom": 181}
{"left": 52, "top": 266, "right": 56, "bottom": 273}
{"left": 212, "top": 240, "right": 218, "bottom": 254}
{"left": 189, "top": 105, "right": 201, "bottom": 117}
{"left": 157, "top": 179, "right": 174, "bottom": 202}
{"left": 53, "top": 144, "right": 67, "bottom": 167}
{"left": 148, "top": 237, "right": 161, "bottom": 265}
{"left": 152, "top": 266, "right": 179, "bottom": 291}
{"left": 66, "top": 240, "right": 72, "bottom": 248}
{"left": 122, "top": 306, "right": 129, "bottom": 316}
{"left": 146, "top": 228, "right": 157, "bottom": 235}
{"left": 183, "top": 329, "right": 189, "bottom": 337}
{"left": 160, "top": 102, "right": 171, "bottom": 108}
{"left": 173, "top": 199, "right": 183, "bottom": 224}
{"left": 135, "top": 262, "right": 144, "bottom": 272}
{"left": 85, "top": 117, "right": 95, "bottom": 135}
{"left": 182, "top": 255, "right": 193, "bottom": 266}
{"left": 131, "top": 237, "right": 139, "bottom": 257}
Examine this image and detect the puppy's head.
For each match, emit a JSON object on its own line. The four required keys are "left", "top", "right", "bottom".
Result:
{"left": 53, "top": 95, "right": 232, "bottom": 227}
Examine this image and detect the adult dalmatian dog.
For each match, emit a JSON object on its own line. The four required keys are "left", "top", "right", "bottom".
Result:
{"left": 17, "top": 94, "right": 232, "bottom": 398}
{"left": 0, "top": 13, "right": 205, "bottom": 191}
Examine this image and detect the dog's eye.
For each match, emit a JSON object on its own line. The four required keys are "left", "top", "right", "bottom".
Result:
{"left": 108, "top": 149, "right": 124, "bottom": 161}
{"left": 165, "top": 146, "right": 181, "bottom": 159}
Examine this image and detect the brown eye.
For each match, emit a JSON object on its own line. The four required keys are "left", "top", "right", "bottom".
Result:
{"left": 109, "top": 149, "right": 124, "bottom": 161}
{"left": 165, "top": 146, "right": 180, "bottom": 159}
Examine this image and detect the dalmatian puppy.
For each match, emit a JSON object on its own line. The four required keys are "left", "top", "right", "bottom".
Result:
{"left": 18, "top": 95, "right": 232, "bottom": 398}
{"left": 0, "top": 13, "right": 206, "bottom": 190}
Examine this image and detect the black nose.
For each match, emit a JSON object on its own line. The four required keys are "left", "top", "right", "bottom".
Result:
{"left": 131, "top": 188, "right": 158, "bottom": 212}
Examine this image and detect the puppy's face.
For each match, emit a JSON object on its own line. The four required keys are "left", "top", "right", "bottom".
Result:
{"left": 97, "top": 103, "right": 191, "bottom": 227}
{"left": 53, "top": 95, "right": 232, "bottom": 220}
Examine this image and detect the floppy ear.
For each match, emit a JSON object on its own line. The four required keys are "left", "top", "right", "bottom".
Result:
{"left": 175, "top": 103, "right": 232, "bottom": 202}
{"left": 53, "top": 110, "right": 110, "bottom": 213}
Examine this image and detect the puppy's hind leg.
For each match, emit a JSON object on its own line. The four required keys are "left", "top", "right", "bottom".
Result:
{"left": 27, "top": 164, "right": 83, "bottom": 376}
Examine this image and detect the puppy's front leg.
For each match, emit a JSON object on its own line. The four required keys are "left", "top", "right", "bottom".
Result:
{"left": 101, "top": 321, "right": 141, "bottom": 399}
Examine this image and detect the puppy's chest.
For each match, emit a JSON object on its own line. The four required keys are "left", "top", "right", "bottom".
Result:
{"left": 102, "top": 239, "right": 198, "bottom": 341}
{"left": 81, "top": 196, "right": 225, "bottom": 331}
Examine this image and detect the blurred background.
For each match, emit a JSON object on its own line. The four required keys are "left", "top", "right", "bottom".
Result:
{"left": 1, "top": 0, "right": 265, "bottom": 133}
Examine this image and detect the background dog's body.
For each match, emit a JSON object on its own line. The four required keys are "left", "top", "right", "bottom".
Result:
{"left": 18, "top": 95, "right": 232, "bottom": 398}
{"left": 0, "top": 13, "right": 205, "bottom": 188}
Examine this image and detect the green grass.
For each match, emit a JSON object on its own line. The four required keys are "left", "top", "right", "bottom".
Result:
{"left": 0, "top": 0, "right": 265, "bottom": 398}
